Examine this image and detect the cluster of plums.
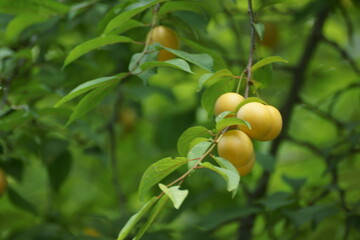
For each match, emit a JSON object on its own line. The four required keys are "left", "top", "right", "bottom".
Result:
{"left": 215, "top": 93, "right": 283, "bottom": 176}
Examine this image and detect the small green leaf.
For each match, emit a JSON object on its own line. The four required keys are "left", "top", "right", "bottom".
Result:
{"left": 138, "top": 157, "right": 188, "bottom": 201}
{"left": 197, "top": 69, "right": 232, "bottom": 91}
{"left": 201, "top": 78, "right": 236, "bottom": 117}
{"left": 109, "top": 19, "right": 146, "bottom": 35}
{"left": 103, "top": 0, "right": 165, "bottom": 34}
{"left": 213, "top": 156, "right": 240, "bottom": 197}
{"left": 5, "top": 14, "right": 48, "bottom": 42}
{"left": 253, "top": 23, "right": 265, "bottom": 41}
{"left": 129, "top": 50, "right": 158, "bottom": 85}
{"left": 282, "top": 175, "right": 307, "bottom": 192}
{"left": 251, "top": 56, "right": 288, "bottom": 72}
{"left": 201, "top": 162, "right": 240, "bottom": 193}
{"left": 140, "top": 58, "right": 193, "bottom": 74}
{"left": 54, "top": 73, "right": 127, "bottom": 107}
{"left": 187, "top": 141, "right": 212, "bottom": 168}
{"left": 159, "top": 1, "right": 203, "bottom": 16}
{"left": 215, "top": 111, "right": 233, "bottom": 123}
{"left": 177, "top": 126, "right": 211, "bottom": 157}
{"left": 117, "top": 197, "right": 158, "bottom": 240}
{"left": 182, "top": 37, "right": 227, "bottom": 71}
{"left": 159, "top": 184, "right": 189, "bottom": 209}
{"left": 63, "top": 35, "right": 135, "bottom": 68}
{"left": 253, "top": 63, "right": 272, "bottom": 88}
{"left": 67, "top": 83, "right": 115, "bottom": 125}
{"left": 234, "top": 97, "right": 268, "bottom": 112}
{"left": 216, "top": 117, "right": 250, "bottom": 131}
{"left": 133, "top": 195, "right": 168, "bottom": 240}
{"left": 159, "top": 46, "right": 214, "bottom": 72}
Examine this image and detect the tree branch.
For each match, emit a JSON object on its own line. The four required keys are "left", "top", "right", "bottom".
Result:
{"left": 244, "top": 0, "right": 256, "bottom": 98}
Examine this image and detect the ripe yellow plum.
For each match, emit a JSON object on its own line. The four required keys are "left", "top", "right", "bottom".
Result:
{"left": 147, "top": 25, "right": 180, "bottom": 61}
{"left": 217, "top": 130, "right": 254, "bottom": 167}
{"left": 214, "top": 92, "right": 244, "bottom": 116}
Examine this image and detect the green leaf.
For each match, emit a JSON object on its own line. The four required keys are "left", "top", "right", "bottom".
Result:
{"left": 47, "top": 150, "right": 72, "bottom": 192}
{"left": 187, "top": 141, "right": 212, "bottom": 168}
{"left": 215, "top": 111, "right": 233, "bottom": 122}
{"left": 253, "top": 23, "right": 265, "bottom": 41}
{"left": 159, "top": 184, "right": 188, "bottom": 209}
{"left": 66, "top": 84, "right": 115, "bottom": 125}
{"left": 177, "top": 126, "right": 211, "bottom": 157}
{"left": 103, "top": 0, "right": 165, "bottom": 34}
{"left": 159, "top": 1, "right": 203, "bottom": 16}
{"left": 5, "top": 14, "right": 48, "bottom": 42}
{"left": 8, "top": 187, "right": 37, "bottom": 215}
{"left": 108, "top": 19, "right": 146, "bottom": 35}
{"left": 140, "top": 58, "right": 193, "bottom": 74}
{"left": 253, "top": 63, "right": 272, "bottom": 88}
{"left": 256, "top": 152, "right": 275, "bottom": 172}
{"left": 182, "top": 37, "right": 227, "bottom": 71}
{"left": 54, "top": 74, "right": 127, "bottom": 107}
{"left": 282, "top": 175, "right": 307, "bottom": 192}
{"left": 133, "top": 195, "right": 168, "bottom": 240}
{"left": 159, "top": 46, "right": 214, "bottom": 72}
{"left": 117, "top": 197, "right": 158, "bottom": 240}
{"left": 258, "top": 192, "right": 294, "bottom": 211}
{"left": 201, "top": 78, "right": 236, "bottom": 117}
{"left": 213, "top": 156, "right": 240, "bottom": 197}
{"left": 63, "top": 35, "right": 136, "bottom": 68}
{"left": 234, "top": 97, "right": 268, "bottom": 112}
{"left": 198, "top": 206, "right": 260, "bottom": 230}
{"left": 251, "top": 56, "right": 288, "bottom": 72}
{"left": 201, "top": 162, "right": 240, "bottom": 193}
{"left": 128, "top": 49, "right": 158, "bottom": 85}
{"left": 197, "top": 69, "right": 232, "bottom": 91}
{"left": 138, "top": 157, "right": 188, "bottom": 201}
{"left": 216, "top": 117, "right": 250, "bottom": 132}
{"left": 0, "top": 0, "right": 69, "bottom": 16}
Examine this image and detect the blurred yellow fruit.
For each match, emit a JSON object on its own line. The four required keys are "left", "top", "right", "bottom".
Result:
{"left": 147, "top": 25, "right": 180, "bottom": 61}
{"left": 83, "top": 227, "right": 101, "bottom": 237}
{"left": 0, "top": 168, "right": 7, "bottom": 196}
{"left": 261, "top": 22, "right": 279, "bottom": 49}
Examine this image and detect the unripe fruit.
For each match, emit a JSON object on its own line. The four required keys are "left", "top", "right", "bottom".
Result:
{"left": 214, "top": 92, "right": 244, "bottom": 116}
{"left": 261, "top": 105, "right": 282, "bottom": 141}
{"left": 0, "top": 168, "right": 7, "bottom": 196}
{"left": 236, "top": 102, "right": 273, "bottom": 140}
{"left": 147, "top": 25, "right": 180, "bottom": 61}
{"left": 217, "top": 130, "right": 254, "bottom": 167}
{"left": 237, "top": 154, "right": 255, "bottom": 176}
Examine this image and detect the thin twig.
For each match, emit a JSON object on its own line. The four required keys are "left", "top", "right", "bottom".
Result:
{"left": 244, "top": 0, "right": 256, "bottom": 98}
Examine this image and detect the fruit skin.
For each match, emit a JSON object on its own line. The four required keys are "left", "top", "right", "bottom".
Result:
{"left": 217, "top": 130, "right": 254, "bottom": 167}
{"left": 214, "top": 92, "right": 244, "bottom": 116}
{"left": 261, "top": 105, "right": 282, "bottom": 141}
{"left": 147, "top": 25, "right": 180, "bottom": 61}
{"left": 0, "top": 168, "right": 7, "bottom": 196}
{"left": 236, "top": 102, "right": 273, "bottom": 140}
{"left": 237, "top": 154, "right": 255, "bottom": 176}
